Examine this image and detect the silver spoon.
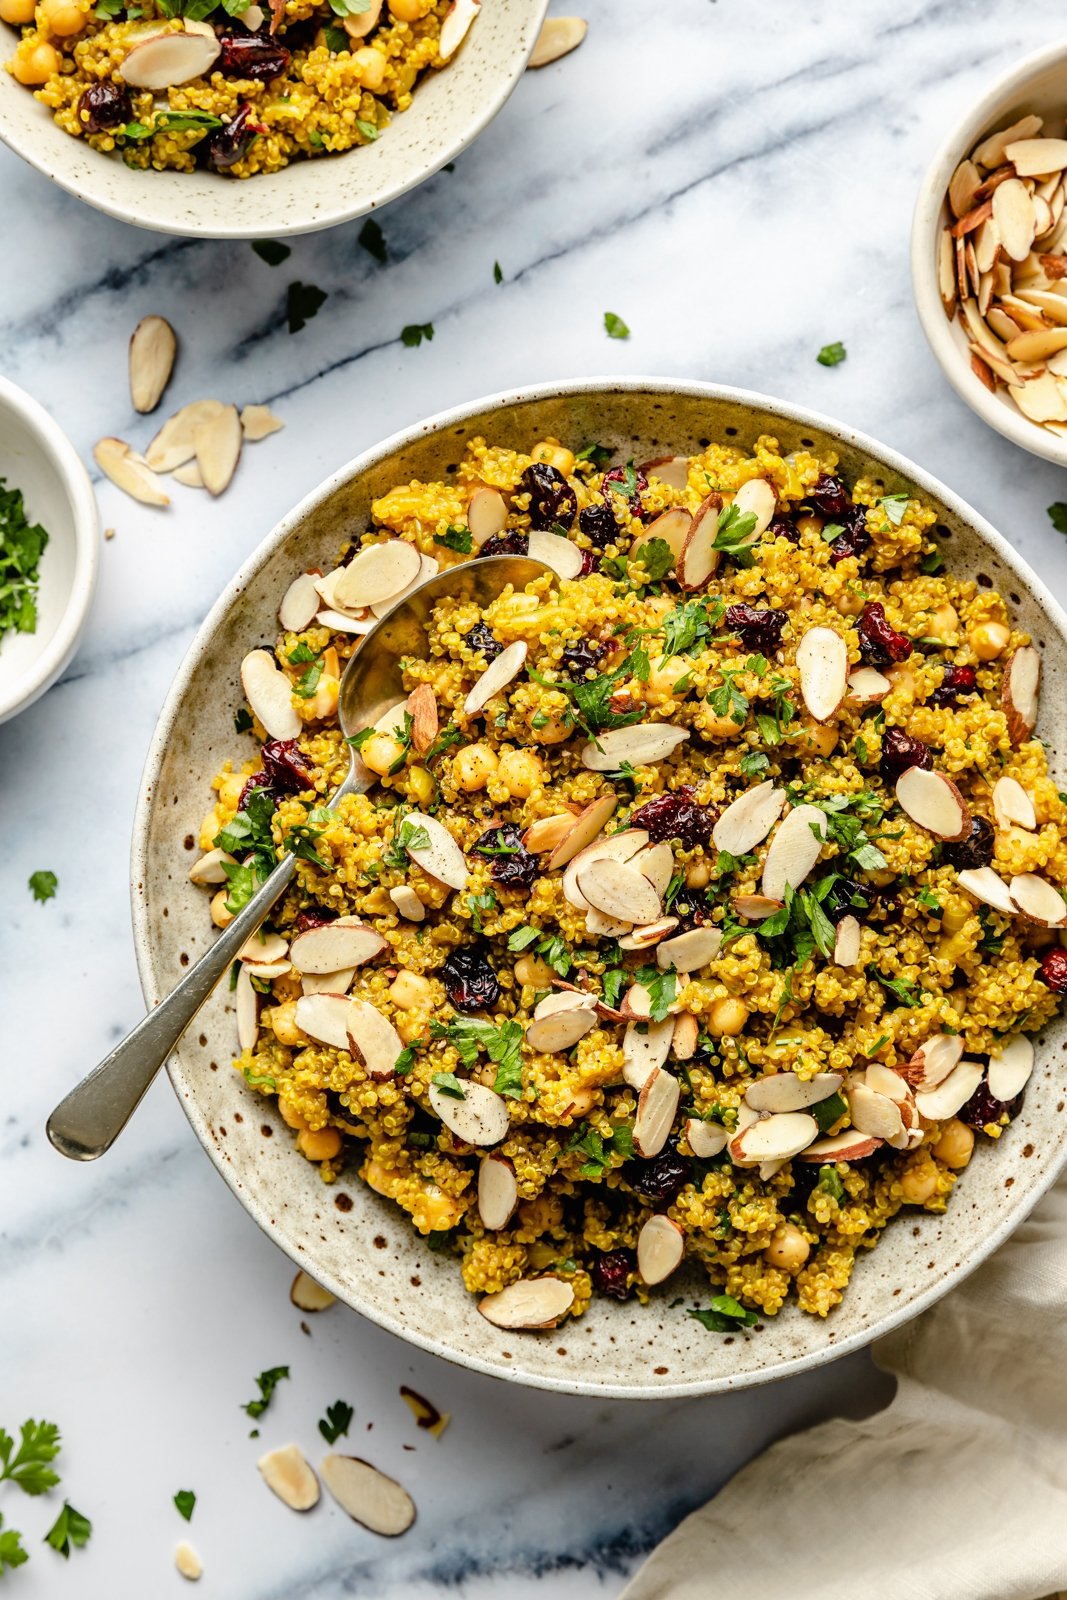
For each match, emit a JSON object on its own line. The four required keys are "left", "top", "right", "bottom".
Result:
{"left": 47, "top": 554, "right": 549, "bottom": 1161}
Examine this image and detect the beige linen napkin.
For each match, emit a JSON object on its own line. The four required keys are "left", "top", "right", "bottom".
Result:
{"left": 622, "top": 1175, "right": 1067, "bottom": 1600}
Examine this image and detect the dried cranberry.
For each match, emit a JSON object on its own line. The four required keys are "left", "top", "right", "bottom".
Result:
{"left": 768, "top": 513, "right": 800, "bottom": 545}
{"left": 591, "top": 1248, "right": 635, "bottom": 1301}
{"left": 724, "top": 603, "right": 787, "bottom": 655}
{"left": 477, "top": 530, "right": 529, "bottom": 559}
{"left": 828, "top": 504, "right": 872, "bottom": 566}
{"left": 631, "top": 786, "right": 714, "bottom": 849}
{"left": 823, "top": 876, "right": 875, "bottom": 919}
{"left": 474, "top": 824, "right": 537, "bottom": 893}
{"left": 217, "top": 33, "right": 291, "bottom": 79}
{"left": 601, "top": 464, "right": 648, "bottom": 516}
{"left": 293, "top": 908, "right": 336, "bottom": 934}
{"left": 879, "top": 728, "right": 933, "bottom": 785}
{"left": 929, "top": 664, "right": 978, "bottom": 708}
{"left": 206, "top": 103, "right": 265, "bottom": 170}
{"left": 1040, "top": 947, "right": 1067, "bottom": 993}
{"left": 577, "top": 548, "right": 597, "bottom": 577}
{"left": 520, "top": 463, "right": 577, "bottom": 531}
{"left": 261, "top": 738, "right": 313, "bottom": 794}
{"left": 463, "top": 622, "right": 503, "bottom": 663}
{"left": 942, "top": 816, "right": 994, "bottom": 871}
{"left": 858, "top": 602, "right": 911, "bottom": 668}
{"left": 961, "top": 1080, "right": 1017, "bottom": 1130}
{"left": 808, "top": 473, "right": 852, "bottom": 517}
{"left": 626, "top": 1145, "right": 689, "bottom": 1204}
{"left": 578, "top": 502, "right": 619, "bottom": 549}
{"left": 441, "top": 945, "right": 500, "bottom": 1012}
{"left": 561, "top": 638, "right": 606, "bottom": 677}
{"left": 78, "top": 81, "right": 132, "bottom": 133}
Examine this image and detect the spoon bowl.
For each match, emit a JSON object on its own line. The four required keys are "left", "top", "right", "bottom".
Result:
{"left": 45, "top": 552, "right": 548, "bottom": 1161}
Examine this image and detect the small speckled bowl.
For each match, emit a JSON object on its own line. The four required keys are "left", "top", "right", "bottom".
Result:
{"left": 0, "top": 0, "right": 547, "bottom": 238}
{"left": 132, "top": 378, "right": 1067, "bottom": 1398}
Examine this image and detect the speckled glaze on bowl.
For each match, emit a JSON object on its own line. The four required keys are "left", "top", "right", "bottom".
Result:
{"left": 0, "top": 0, "right": 546, "bottom": 238}
{"left": 132, "top": 378, "right": 1067, "bottom": 1399}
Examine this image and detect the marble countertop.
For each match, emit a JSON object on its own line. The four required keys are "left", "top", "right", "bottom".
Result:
{"left": 5, "top": 0, "right": 1067, "bottom": 1592}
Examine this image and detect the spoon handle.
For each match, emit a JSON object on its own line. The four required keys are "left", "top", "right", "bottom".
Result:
{"left": 47, "top": 852, "right": 299, "bottom": 1161}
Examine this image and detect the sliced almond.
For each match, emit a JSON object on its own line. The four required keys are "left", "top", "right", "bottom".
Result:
{"left": 562, "top": 827, "right": 648, "bottom": 912}
{"left": 676, "top": 492, "right": 722, "bottom": 590}
{"left": 278, "top": 572, "right": 320, "bottom": 632}
{"left": 938, "top": 227, "right": 957, "bottom": 317}
{"left": 240, "top": 648, "right": 300, "bottom": 739}
{"left": 316, "top": 608, "right": 377, "bottom": 636}
{"left": 1005, "top": 326, "right": 1067, "bottom": 362}
{"left": 477, "top": 1154, "right": 518, "bottom": 1230}
{"left": 528, "top": 13, "right": 586, "bottom": 67}
{"left": 188, "top": 846, "right": 235, "bottom": 885}
{"left": 334, "top": 540, "right": 421, "bottom": 610}
{"left": 290, "top": 1270, "right": 336, "bottom": 1312}
{"left": 618, "top": 917, "right": 679, "bottom": 951}
{"left": 796, "top": 1130, "right": 881, "bottom": 1162}
{"left": 672, "top": 1012, "right": 698, "bottom": 1060}
{"left": 760, "top": 804, "right": 827, "bottom": 901}
{"left": 655, "top": 924, "right": 722, "bottom": 972}
{"left": 407, "top": 683, "right": 438, "bottom": 753}
{"left": 403, "top": 812, "right": 469, "bottom": 891}
{"left": 235, "top": 962, "right": 258, "bottom": 1053}
{"left": 992, "top": 176, "right": 1037, "bottom": 260}
{"left": 957, "top": 865, "right": 1016, "bottom": 915}
{"left": 951, "top": 198, "right": 992, "bottom": 238}
{"left": 576, "top": 856, "right": 662, "bottom": 924}
{"left": 146, "top": 400, "right": 227, "bottom": 472}
{"left": 1009, "top": 371, "right": 1067, "bottom": 423}
{"left": 388, "top": 885, "right": 426, "bottom": 922}
{"left": 93, "top": 436, "right": 170, "bottom": 507}
{"left": 290, "top": 919, "right": 387, "bottom": 974}
{"left": 1001, "top": 645, "right": 1040, "bottom": 746}
{"left": 833, "top": 914, "right": 861, "bottom": 967}
{"left": 641, "top": 455, "right": 690, "bottom": 490}
{"left": 622, "top": 1016, "right": 674, "bottom": 1090}
{"left": 438, "top": 0, "right": 478, "bottom": 58}
{"left": 586, "top": 908, "right": 632, "bottom": 938}
{"left": 121, "top": 21, "right": 221, "bottom": 88}
{"left": 796, "top": 627, "right": 848, "bottom": 722}
{"left": 729, "top": 1111, "right": 818, "bottom": 1165}
{"left": 257, "top": 1445, "right": 319, "bottom": 1512}
{"left": 745, "top": 1071, "right": 843, "bottom": 1114}
{"left": 948, "top": 157, "right": 982, "bottom": 217}
{"left": 129, "top": 314, "right": 176, "bottom": 414}
{"left": 732, "top": 893, "right": 783, "bottom": 921}
{"left": 895, "top": 766, "right": 970, "bottom": 840}
{"left": 580, "top": 722, "right": 689, "bottom": 772}
{"left": 685, "top": 1117, "right": 728, "bottom": 1158}
{"left": 342, "top": 0, "right": 381, "bottom": 35}
{"left": 428, "top": 1078, "right": 509, "bottom": 1145}
{"left": 527, "top": 528, "right": 583, "bottom": 580}
{"left": 175, "top": 1540, "right": 202, "bottom": 1581}
{"left": 631, "top": 840, "right": 674, "bottom": 898}
{"left": 239, "top": 928, "right": 288, "bottom": 965}
{"left": 525, "top": 993, "right": 597, "bottom": 1053}
{"left": 636, "top": 1213, "right": 685, "bottom": 1286}
{"left": 1005, "top": 136, "right": 1067, "bottom": 177}
{"left": 633, "top": 1066, "right": 681, "bottom": 1157}
{"left": 1014, "top": 287, "right": 1067, "bottom": 325}
{"left": 973, "top": 114, "right": 1043, "bottom": 170}
{"left": 545, "top": 794, "right": 616, "bottom": 870}
{"left": 319, "top": 1455, "right": 415, "bottom": 1536}
{"left": 847, "top": 1083, "right": 904, "bottom": 1142}
{"left": 987, "top": 1034, "right": 1035, "bottom": 1100}
{"left": 619, "top": 982, "right": 654, "bottom": 1021}
{"left": 467, "top": 486, "right": 508, "bottom": 545}
{"left": 914, "top": 1059, "right": 984, "bottom": 1121}
{"left": 847, "top": 666, "right": 891, "bottom": 704}
{"left": 370, "top": 552, "right": 439, "bottom": 620}
{"left": 642, "top": 506, "right": 692, "bottom": 562}
{"left": 1008, "top": 871, "right": 1067, "bottom": 926}
{"left": 241, "top": 403, "right": 284, "bottom": 442}
{"left": 243, "top": 959, "right": 291, "bottom": 982}
{"left": 992, "top": 775, "right": 1036, "bottom": 830}
{"left": 464, "top": 639, "right": 528, "bottom": 716}
{"left": 712, "top": 780, "right": 787, "bottom": 857}
{"left": 301, "top": 968, "right": 355, "bottom": 996}
{"left": 526, "top": 811, "right": 579, "bottom": 856}
{"left": 478, "top": 1276, "right": 574, "bottom": 1329}
{"left": 172, "top": 459, "right": 205, "bottom": 488}
{"left": 294, "top": 993, "right": 402, "bottom": 1079}
{"left": 732, "top": 476, "right": 776, "bottom": 537}
{"left": 865, "top": 1061, "right": 911, "bottom": 1101}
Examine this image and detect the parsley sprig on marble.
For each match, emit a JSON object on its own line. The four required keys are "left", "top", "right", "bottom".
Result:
{"left": 0, "top": 1420, "right": 92, "bottom": 1574}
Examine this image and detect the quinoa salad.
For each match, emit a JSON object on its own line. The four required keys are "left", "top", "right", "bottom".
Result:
{"left": 187, "top": 431, "right": 1067, "bottom": 1334}
{"left": 2, "top": 0, "right": 476, "bottom": 176}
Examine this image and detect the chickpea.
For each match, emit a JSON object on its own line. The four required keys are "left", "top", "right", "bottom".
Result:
{"left": 701, "top": 709, "right": 746, "bottom": 740}
{"left": 528, "top": 708, "right": 572, "bottom": 744}
{"left": 530, "top": 439, "right": 575, "bottom": 477}
{"left": 407, "top": 764, "right": 435, "bottom": 807}
{"left": 395, "top": 1012, "right": 426, "bottom": 1045}
{"left": 763, "top": 1222, "right": 810, "bottom": 1272}
{"left": 561, "top": 1085, "right": 597, "bottom": 1118}
{"left": 795, "top": 719, "right": 839, "bottom": 759}
{"left": 11, "top": 39, "right": 59, "bottom": 81}
{"left": 886, "top": 662, "right": 919, "bottom": 699}
{"left": 0, "top": 0, "right": 36, "bottom": 22}
{"left": 835, "top": 587, "right": 866, "bottom": 617}
{"left": 794, "top": 512, "right": 822, "bottom": 540}
{"left": 452, "top": 742, "right": 498, "bottom": 792}
{"left": 351, "top": 43, "right": 385, "bottom": 89}
{"left": 645, "top": 655, "right": 695, "bottom": 701}
{"left": 969, "top": 620, "right": 1010, "bottom": 661}
{"left": 210, "top": 890, "right": 234, "bottom": 929}
{"left": 217, "top": 770, "right": 246, "bottom": 810}
{"left": 365, "top": 1158, "right": 401, "bottom": 1195}
{"left": 685, "top": 860, "right": 710, "bottom": 889}
{"left": 933, "top": 1117, "right": 975, "bottom": 1169}
{"left": 707, "top": 997, "right": 749, "bottom": 1036}
{"left": 298, "top": 1125, "right": 342, "bottom": 1161}
{"left": 269, "top": 1000, "right": 306, "bottom": 1047}
{"left": 497, "top": 747, "right": 544, "bottom": 799}
{"left": 309, "top": 674, "right": 339, "bottom": 720}
{"left": 387, "top": 0, "right": 423, "bottom": 17}
{"left": 39, "top": 0, "right": 86, "bottom": 34}
{"left": 940, "top": 899, "right": 971, "bottom": 934}
{"left": 514, "top": 953, "right": 555, "bottom": 987}
{"left": 926, "top": 602, "right": 959, "bottom": 637}
{"left": 360, "top": 730, "right": 406, "bottom": 776}
{"left": 418, "top": 1181, "right": 464, "bottom": 1230}
{"left": 279, "top": 1097, "right": 309, "bottom": 1133}
{"left": 389, "top": 969, "right": 433, "bottom": 1011}
{"left": 899, "top": 1158, "right": 939, "bottom": 1204}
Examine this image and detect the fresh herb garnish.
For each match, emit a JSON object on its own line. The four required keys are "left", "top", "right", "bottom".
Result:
{"left": 1048, "top": 503, "right": 1067, "bottom": 536}
{"left": 0, "top": 1516, "right": 27, "bottom": 1574}
{"left": 242, "top": 1366, "right": 289, "bottom": 1420}
{"left": 234, "top": 707, "right": 254, "bottom": 734}
{"left": 811, "top": 1091, "right": 847, "bottom": 1133}
{"left": 42, "top": 1502, "right": 92, "bottom": 1560}
{"left": 0, "top": 1421, "right": 61, "bottom": 1495}
{"left": 604, "top": 311, "right": 630, "bottom": 339}
{"left": 493, "top": 260, "right": 503, "bottom": 284}
{"left": 0, "top": 476, "right": 48, "bottom": 647}
{"left": 565, "top": 1122, "right": 634, "bottom": 1178}
{"left": 868, "top": 968, "right": 925, "bottom": 1007}
{"left": 287, "top": 281, "right": 328, "bottom": 334}
{"left": 634, "top": 964, "right": 677, "bottom": 1023}
{"left": 317, "top": 1400, "right": 354, "bottom": 1445}
{"left": 431, "top": 1071, "right": 467, "bottom": 1100}
{"left": 816, "top": 341, "right": 847, "bottom": 367}
{"left": 383, "top": 815, "right": 431, "bottom": 869}
{"left": 173, "top": 1490, "right": 196, "bottom": 1522}
{"left": 401, "top": 322, "right": 434, "bottom": 348}
{"left": 739, "top": 750, "right": 770, "bottom": 777}
{"left": 816, "top": 1164, "right": 846, "bottom": 1201}
{"left": 430, "top": 1016, "right": 524, "bottom": 1099}
{"left": 28, "top": 870, "right": 57, "bottom": 904}
{"left": 576, "top": 443, "right": 613, "bottom": 469}
{"left": 712, "top": 500, "right": 759, "bottom": 566}
{"left": 252, "top": 238, "right": 291, "bottom": 266}
{"left": 878, "top": 493, "right": 910, "bottom": 526}
{"left": 466, "top": 890, "right": 497, "bottom": 933}
{"left": 688, "top": 1294, "right": 758, "bottom": 1332}
{"left": 632, "top": 537, "right": 674, "bottom": 583}
{"left": 435, "top": 525, "right": 473, "bottom": 554}
{"left": 919, "top": 547, "right": 945, "bottom": 575}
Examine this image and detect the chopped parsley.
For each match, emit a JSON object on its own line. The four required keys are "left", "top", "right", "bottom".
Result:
{"left": 493, "top": 260, "right": 503, "bottom": 284}
{"left": 242, "top": 1366, "right": 289, "bottom": 1420}
{"left": 0, "top": 1420, "right": 61, "bottom": 1495}
{"left": 601, "top": 967, "right": 626, "bottom": 1010}
{"left": 688, "top": 1294, "right": 758, "bottom": 1332}
{"left": 0, "top": 476, "right": 49, "bottom": 647}
{"left": 529, "top": 649, "right": 645, "bottom": 741}
{"left": 28, "top": 870, "right": 57, "bottom": 904}
{"left": 707, "top": 668, "right": 749, "bottom": 726}
{"left": 251, "top": 239, "right": 291, "bottom": 267}
{"left": 712, "top": 501, "right": 759, "bottom": 565}
{"left": 466, "top": 890, "right": 497, "bottom": 933}
{"left": 566, "top": 1121, "right": 634, "bottom": 1178}
{"left": 234, "top": 706, "right": 254, "bottom": 734}
{"left": 358, "top": 217, "right": 388, "bottom": 263}
{"left": 657, "top": 598, "right": 718, "bottom": 665}
{"left": 0, "top": 1517, "right": 26, "bottom": 1575}
{"left": 431, "top": 1071, "right": 467, "bottom": 1100}
{"left": 816, "top": 341, "right": 847, "bottom": 367}
{"left": 632, "top": 537, "right": 675, "bottom": 583}
{"left": 507, "top": 926, "right": 541, "bottom": 951}
{"left": 868, "top": 968, "right": 926, "bottom": 1008}
{"left": 919, "top": 547, "right": 945, "bottom": 575}
{"left": 810, "top": 1090, "right": 847, "bottom": 1133}
{"left": 739, "top": 750, "right": 770, "bottom": 777}
{"left": 173, "top": 1490, "right": 196, "bottom": 1523}
{"left": 576, "top": 442, "right": 614, "bottom": 469}
{"left": 317, "top": 1400, "right": 354, "bottom": 1445}
{"left": 816, "top": 1164, "right": 846, "bottom": 1201}
{"left": 383, "top": 815, "right": 431, "bottom": 869}
{"left": 634, "top": 964, "right": 677, "bottom": 1023}
{"left": 435, "top": 525, "right": 473, "bottom": 554}
{"left": 977, "top": 905, "right": 1005, "bottom": 956}
{"left": 286, "top": 281, "right": 328, "bottom": 335}
{"left": 42, "top": 1502, "right": 92, "bottom": 1560}
{"left": 604, "top": 311, "right": 630, "bottom": 339}
{"left": 430, "top": 1017, "right": 524, "bottom": 1099}
{"left": 917, "top": 886, "right": 942, "bottom": 915}
{"left": 401, "top": 322, "right": 434, "bottom": 348}
{"left": 878, "top": 493, "right": 910, "bottom": 527}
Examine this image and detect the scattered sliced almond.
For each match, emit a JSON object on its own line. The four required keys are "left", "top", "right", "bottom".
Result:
{"left": 145, "top": 399, "right": 225, "bottom": 473}
{"left": 586, "top": 907, "right": 633, "bottom": 938}
{"left": 685, "top": 1117, "right": 728, "bottom": 1158}
{"left": 478, "top": 1276, "right": 574, "bottom": 1330}
{"left": 642, "top": 506, "right": 693, "bottom": 562}
{"left": 655, "top": 924, "right": 722, "bottom": 972}
{"left": 848, "top": 1083, "right": 905, "bottom": 1142}
{"left": 729, "top": 1111, "right": 818, "bottom": 1165}
{"left": 895, "top": 766, "right": 970, "bottom": 841}
{"left": 900, "top": 1033, "right": 964, "bottom": 1090}
{"left": 618, "top": 982, "right": 654, "bottom": 1021}
{"left": 676, "top": 492, "right": 721, "bottom": 590}
{"left": 290, "top": 1270, "right": 336, "bottom": 1312}
{"left": 580, "top": 722, "right": 689, "bottom": 772}
{"left": 294, "top": 993, "right": 402, "bottom": 1078}
{"left": 957, "top": 865, "right": 1017, "bottom": 914}
{"left": 796, "top": 627, "right": 848, "bottom": 722}
{"left": 240, "top": 648, "right": 300, "bottom": 739}
{"left": 93, "top": 436, "right": 170, "bottom": 507}
{"left": 403, "top": 811, "right": 469, "bottom": 890}
{"left": 406, "top": 684, "right": 438, "bottom": 753}
{"left": 343, "top": 0, "right": 381, "bottom": 35}
{"left": 745, "top": 1071, "right": 843, "bottom": 1114}
{"left": 175, "top": 1542, "right": 202, "bottom": 1582}
{"left": 464, "top": 639, "right": 528, "bottom": 715}
{"left": 257, "top": 1445, "right": 320, "bottom": 1511}
{"left": 939, "top": 227, "right": 957, "bottom": 318}
{"left": 847, "top": 666, "right": 891, "bottom": 704}
{"left": 545, "top": 794, "right": 616, "bottom": 870}
{"left": 438, "top": 0, "right": 478, "bottom": 58}
{"left": 526, "top": 811, "right": 580, "bottom": 856}
{"left": 622, "top": 1016, "right": 674, "bottom": 1090}
{"left": 562, "top": 827, "right": 648, "bottom": 912}
{"left": 478, "top": 1154, "right": 518, "bottom": 1230}
{"left": 370, "top": 552, "right": 439, "bottom": 620}
{"left": 172, "top": 459, "right": 205, "bottom": 488}
{"left": 631, "top": 840, "right": 673, "bottom": 898}
{"left": 121, "top": 21, "right": 220, "bottom": 88}
{"left": 290, "top": 919, "right": 387, "bottom": 975}
{"left": 334, "top": 540, "right": 421, "bottom": 611}
{"left": 618, "top": 916, "right": 679, "bottom": 951}
{"left": 301, "top": 967, "right": 355, "bottom": 997}
{"left": 278, "top": 572, "right": 320, "bottom": 632}
{"left": 235, "top": 962, "right": 258, "bottom": 1053}
{"left": 949, "top": 157, "right": 982, "bottom": 218}
{"left": 973, "top": 114, "right": 1043, "bottom": 170}
{"left": 576, "top": 855, "right": 662, "bottom": 924}
{"left": 428, "top": 1079, "right": 509, "bottom": 1145}
{"left": 796, "top": 1130, "right": 882, "bottom": 1162}
{"left": 672, "top": 1012, "right": 698, "bottom": 1060}
{"left": 467, "top": 486, "right": 508, "bottom": 545}
{"left": 992, "top": 774, "right": 1037, "bottom": 830}
{"left": 1001, "top": 646, "right": 1040, "bottom": 746}
{"left": 188, "top": 846, "right": 234, "bottom": 885}
{"left": 527, "top": 528, "right": 583, "bottom": 580}
{"left": 761, "top": 804, "right": 827, "bottom": 901}
{"left": 1008, "top": 871, "right": 1067, "bottom": 926}
{"left": 636, "top": 1214, "right": 685, "bottom": 1286}
{"left": 388, "top": 885, "right": 425, "bottom": 922}
{"left": 1005, "top": 136, "right": 1067, "bottom": 177}
{"left": 129, "top": 315, "right": 176, "bottom": 414}
{"left": 732, "top": 893, "right": 783, "bottom": 921}
{"left": 528, "top": 14, "right": 586, "bottom": 67}
{"left": 319, "top": 1455, "right": 416, "bottom": 1536}
{"left": 992, "top": 177, "right": 1036, "bottom": 261}
{"left": 987, "top": 1034, "right": 1035, "bottom": 1100}
{"left": 712, "top": 780, "right": 787, "bottom": 858}
{"left": 241, "top": 403, "right": 284, "bottom": 442}
{"left": 633, "top": 1066, "right": 681, "bottom": 1157}
{"left": 641, "top": 455, "right": 690, "bottom": 490}
{"left": 732, "top": 476, "right": 777, "bottom": 537}
{"left": 833, "top": 914, "right": 861, "bottom": 966}
{"left": 914, "top": 1059, "right": 984, "bottom": 1121}
{"left": 525, "top": 991, "right": 598, "bottom": 1053}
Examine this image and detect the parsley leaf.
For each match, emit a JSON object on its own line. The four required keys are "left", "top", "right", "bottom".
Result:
{"left": 712, "top": 500, "right": 759, "bottom": 564}
{"left": 435, "top": 525, "right": 473, "bottom": 554}
{"left": 507, "top": 926, "right": 541, "bottom": 952}
{"left": 401, "top": 322, "right": 434, "bottom": 348}
{"left": 632, "top": 537, "right": 674, "bottom": 582}
{"left": 878, "top": 493, "right": 910, "bottom": 526}
{"left": 634, "top": 964, "right": 677, "bottom": 1023}
{"left": 287, "top": 281, "right": 328, "bottom": 334}
{"left": 0, "top": 1421, "right": 61, "bottom": 1496}
{"left": 689, "top": 1294, "right": 758, "bottom": 1331}
{"left": 430, "top": 1017, "right": 524, "bottom": 1099}
{"left": 466, "top": 890, "right": 497, "bottom": 933}
{"left": 816, "top": 1164, "right": 846, "bottom": 1201}
{"left": 0, "top": 476, "right": 49, "bottom": 646}
{"left": 252, "top": 239, "right": 291, "bottom": 266}
{"left": 601, "top": 968, "right": 626, "bottom": 1010}
{"left": 576, "top": 443, "right": 613, "bottom": 469}
{"left": 816, "top": 341, "right": 847, "bottom": 367}
{"left": 317, "top": 1400, "right": 354, "bottom": 1445}
{"left": 234, "top": 707, "right": 254, "bottom": 734}
{"left": 493, "top": 260, "right": 503, "bottom": 284}
{"left": 431, "top": 1070, "right": 466, "bottom": 1100}
{"left": 566, "top": 1122, "right": 634, "bottom": 1178}
{"left": 242, "top": 1366, "right": 289, "bottom": 1420}
{"left": 358, "top": 217, "right": 387, "bottom": 263}
{"left": 739, "top": 750, "right": 769, "bottom": 777}
{"left": 173, "top": 1490, "right": 196, "bottom": 1522}
{"left": 0, "top": 1516, "right": 27, "bottom": 1574}
{"left": 43, "top": 1502, "right": 92, "bottom": 1559}
{"left": 869, "top": 967, "right": 925, "bottom": 1007}
{"left": 28, "top": 870, "right": 57, "bottom": 903}
{"left": 810, "top": 1090, "right": 847, "bottom": 1133}
{"left": 604, "top": 311, "right": 630, "bottom": 339}
{"left": 383, "top": 815, "right": 431, "bottom": 868}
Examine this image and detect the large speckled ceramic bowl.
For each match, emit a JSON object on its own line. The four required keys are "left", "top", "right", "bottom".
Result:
{"left": 132, "top": 378, "right": 1067, "bottom": 1398}
{"left": 0, "top": 0, "right": 546, "bottom": 238}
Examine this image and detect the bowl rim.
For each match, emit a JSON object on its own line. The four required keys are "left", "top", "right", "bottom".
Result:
{"left": 131, "top": 375, "right": 1067, "bottom": 1398}
{"left": 910, "top": 36, "right": 1067, "bottom": 468}
{"left": 0, "top": 373, "right": 99, "bottom": 723}
{"left": 0, "top": 0, "right": 548, "bottom": 239}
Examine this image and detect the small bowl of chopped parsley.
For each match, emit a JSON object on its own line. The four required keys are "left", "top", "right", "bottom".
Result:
{"left": 0, "top": 375, "right": 98, "bottom": 725}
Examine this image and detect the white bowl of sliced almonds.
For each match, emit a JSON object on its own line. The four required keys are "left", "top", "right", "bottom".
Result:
{"left": 912, "top": 41, "right": 1067, "bottom": 462}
